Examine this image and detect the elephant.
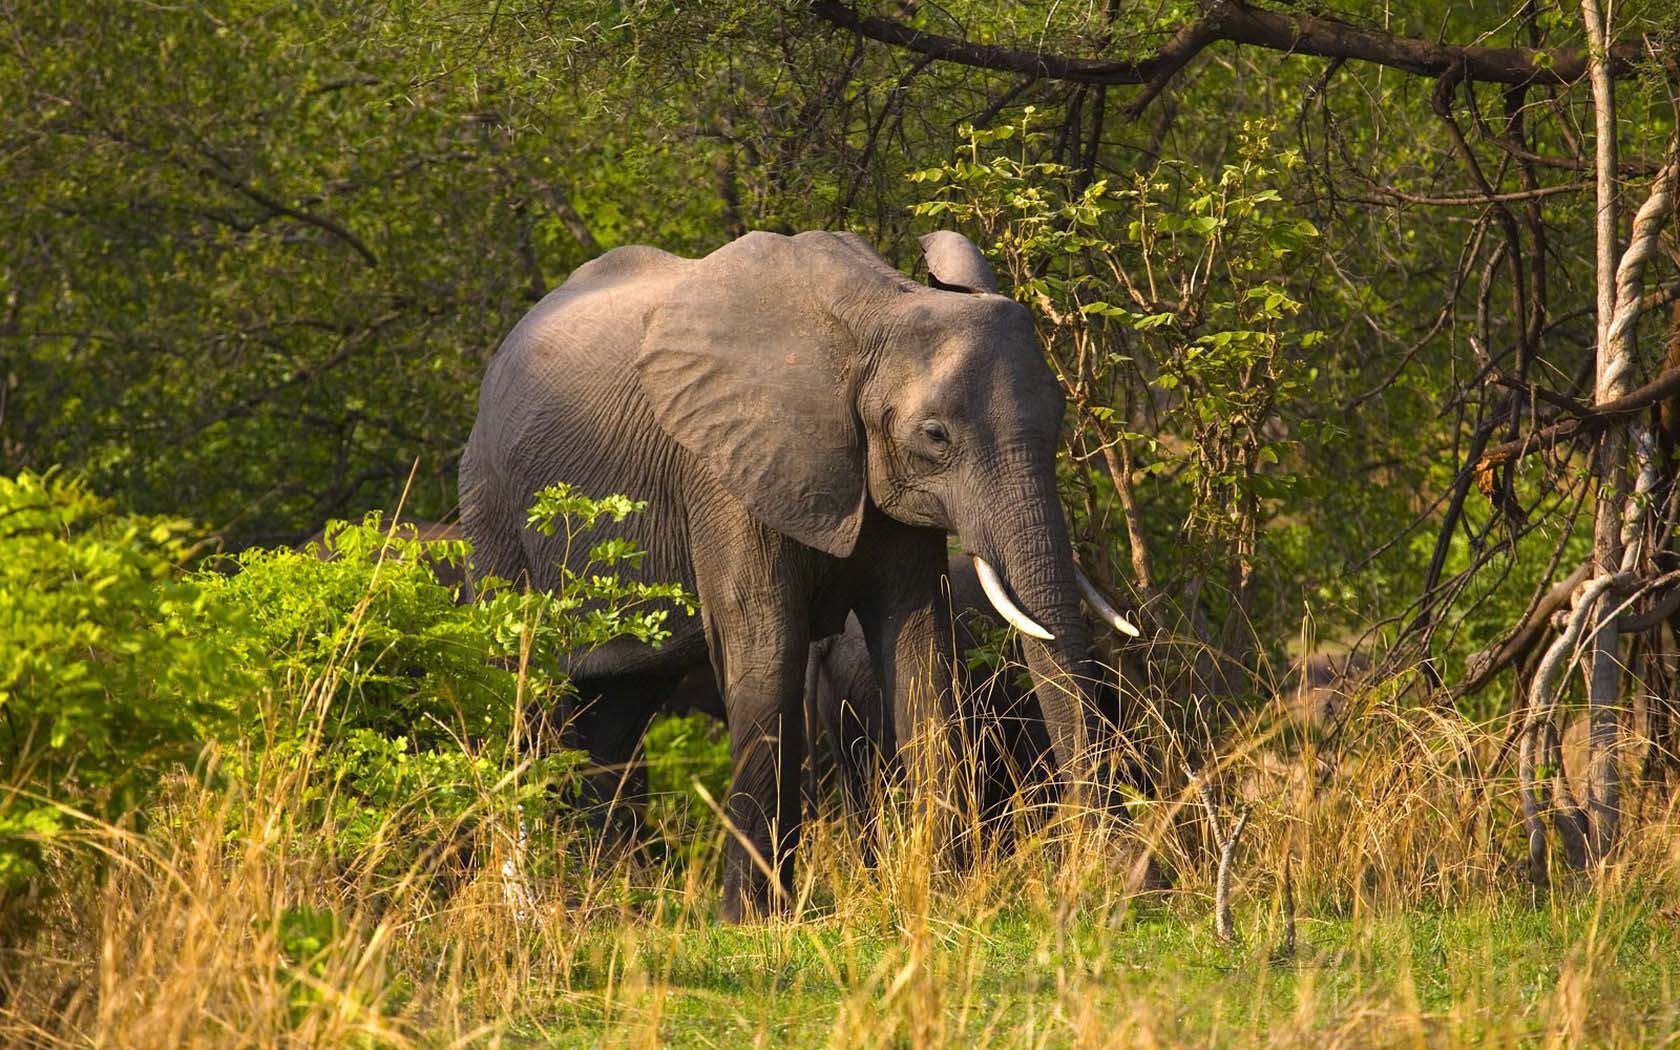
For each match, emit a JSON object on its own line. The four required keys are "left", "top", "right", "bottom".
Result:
{"left": 648, "top": 621, "right": 882, "bottom": 826}
{"left": 459, "top": 227, "right": 1137, "bottom": 920}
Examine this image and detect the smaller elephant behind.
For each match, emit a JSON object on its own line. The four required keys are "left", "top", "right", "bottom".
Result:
{"left": 801, "top": 616, "right": 885, "bottom": 816}
{"left": 640, "top": 628, "right": 885, "bottom": 824}
{"left": 803, "top": 555, "right": 1137, "bottom": 842}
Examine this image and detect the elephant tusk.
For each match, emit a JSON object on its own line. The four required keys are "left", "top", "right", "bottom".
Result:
{"left": 1075, "top": 566, "right": 1142, "bottom": 638}
{"left": 971, "top": 556, "right": 1055, "bottom": 641}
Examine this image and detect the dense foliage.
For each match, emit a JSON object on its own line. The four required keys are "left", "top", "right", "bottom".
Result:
{"left": 3, "top": 2, "right": 1680, "bottom": 1041}
{"left": 5, "top": 1, "right": 1675, "bottom": 691}
{"left": 0, "top": 470, "right": 231, "bottom": 893}
{"left": 2, "top": 481, "right": 689, "bottom": 914}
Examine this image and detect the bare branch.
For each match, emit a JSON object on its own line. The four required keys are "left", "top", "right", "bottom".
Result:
{"left": 809, "top": 1, "right": 1654, "bottom": 91}
{"left": 1478, "top": 363, "right": 1680, "bottom": 470}
{"left": 1119, "top": 12, "right": 1223, "bottom": 120}
{"left": 1345, "top": 182, "right": 1592, "bottom": 207}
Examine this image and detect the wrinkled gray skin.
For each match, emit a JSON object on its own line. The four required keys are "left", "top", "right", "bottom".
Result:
{"left": 652, "top": 618, "right": 884, "bottom": 825}
{"left": 459, "top": 230, "right": 1112, "bottom": 921}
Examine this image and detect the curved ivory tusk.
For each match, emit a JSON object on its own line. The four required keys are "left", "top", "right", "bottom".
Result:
{"left": 1075, "top": 567, "right": 1142, "bottom": 638}
{"left": 971, "top": 556, "right": 1055, "bottom": 641}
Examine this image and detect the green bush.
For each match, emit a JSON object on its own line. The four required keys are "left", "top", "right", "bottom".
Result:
{"left": 207, "top": 515, "right": 516, "bottom": 749}
{"left": 201, "top": 490, "right": 692, "bottom": 876}
{"left": 0, "top": 475, "right": 693, "bottom": 904}
{"left": 0, "top": 469, "right": 233, "bottom": 893}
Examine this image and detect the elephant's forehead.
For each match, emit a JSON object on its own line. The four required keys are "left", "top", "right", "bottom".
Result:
{"left": 922, "top": 308, "right": 1058, "bottom": 402}
{"left": 894, "top": 295, "right": 1034, "bottom": 363}
{"left": 899, "top": 290, "right": 1029, "bottom": 333}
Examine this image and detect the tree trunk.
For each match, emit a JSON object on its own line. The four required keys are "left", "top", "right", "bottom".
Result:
{"left": 1580, "top": 0, "right": 1624, "bottom": 864}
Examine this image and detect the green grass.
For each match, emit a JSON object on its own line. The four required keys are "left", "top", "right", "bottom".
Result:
{"left": 450, "top": 890, "right": 1680, "bottom": 1047}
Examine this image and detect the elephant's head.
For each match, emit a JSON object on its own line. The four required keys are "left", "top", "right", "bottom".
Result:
{"left": 636, "top": 230, "right": 1133, "bottom": 782}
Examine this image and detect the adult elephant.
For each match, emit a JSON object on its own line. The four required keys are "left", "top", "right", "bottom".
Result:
{"left": 459, "top": 228, "right": 1132, "bottom": 920}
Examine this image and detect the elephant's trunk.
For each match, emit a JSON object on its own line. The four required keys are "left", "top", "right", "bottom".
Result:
{"left": 964, "top": 467, "right": 1114, "bottom": 809}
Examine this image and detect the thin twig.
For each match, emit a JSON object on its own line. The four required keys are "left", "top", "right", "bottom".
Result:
{"left": 1215, "top": 806, "right": 1250, "bottom": 944}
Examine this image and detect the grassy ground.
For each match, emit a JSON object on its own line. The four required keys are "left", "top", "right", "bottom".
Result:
{"left": 4, "top": 699, "right": 1679, "bottom": 1048}
{"left": 519, "top": 894, "right": 1680, "bottom": 1047}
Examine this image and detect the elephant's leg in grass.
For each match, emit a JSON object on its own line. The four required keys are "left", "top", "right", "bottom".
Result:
{"left": 981, "top": 684, "right": 1058, "bottom": 849}
{"left": 689, "top": 523, "right": 814, "bottom": 922}
{"left": 712, "top": 631, "right": 809, "bottom": 922}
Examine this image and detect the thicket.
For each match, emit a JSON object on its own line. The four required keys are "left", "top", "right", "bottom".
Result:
{"left": 0, "top": 471, "right": 229, "bottom": 900}
{"left": 0, "top": 480, "right": 689, "bottom": 937}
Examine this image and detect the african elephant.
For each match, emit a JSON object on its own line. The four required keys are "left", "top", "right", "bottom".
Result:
{"left": 459, "top": 228, "right": 1135, "bottom": 920}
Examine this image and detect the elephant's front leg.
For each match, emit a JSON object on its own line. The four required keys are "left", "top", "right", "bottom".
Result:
{"left": 691, "top": 524, "right": 814, "bottom": 922}
{"left": 715, "top": 636, "right": 808, "bottom": 921}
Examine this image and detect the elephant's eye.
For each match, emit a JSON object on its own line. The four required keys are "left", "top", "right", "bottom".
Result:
{"left": 919, "top": 420, "right": 951, "bottom": 448}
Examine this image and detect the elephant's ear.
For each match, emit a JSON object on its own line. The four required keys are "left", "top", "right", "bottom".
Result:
{"left": 920, "top": 231, "right": 998, "bottom": 294}
{"left": 637, "top": 231, "right": 904, "bottom": 558}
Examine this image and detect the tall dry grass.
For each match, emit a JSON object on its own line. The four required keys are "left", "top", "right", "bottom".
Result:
{"left": 3, "top": 646, "right": 1678, "bottom": 1048}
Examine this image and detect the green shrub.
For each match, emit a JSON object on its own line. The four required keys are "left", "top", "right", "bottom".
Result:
{"left": 0, "top": 470, "right": 233, "bottom": 894}
{"left": 0, "top": 475, "right": 692, "bottom": 907}
{"left": 207, "top": 514, "right": 516, "bottom": 750}
{"left": 201, "top": 489, "right": 692, "bottom": 877}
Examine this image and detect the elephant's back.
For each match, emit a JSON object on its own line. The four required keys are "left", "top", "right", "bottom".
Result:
{"left": 485, "top": 245, "right": 690, "bottom": 388}
{"left": 460, "top": 246, "right": 700, "bottom": 601}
